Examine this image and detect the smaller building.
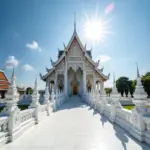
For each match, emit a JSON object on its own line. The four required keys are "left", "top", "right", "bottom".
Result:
{"left": 0, "top": 70, "right": 9, "bottom": 98}
{"left": 0, "top": 69, "right": 25, "bottom": 99}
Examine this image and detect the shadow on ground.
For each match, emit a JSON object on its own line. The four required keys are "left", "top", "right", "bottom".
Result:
{"left": 100, "top": 115, "right": 149, "bottom": 150}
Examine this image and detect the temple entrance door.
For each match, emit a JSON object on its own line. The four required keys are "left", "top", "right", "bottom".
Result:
{"left": 72, "top": 84, "right": 78, "bottom": 95}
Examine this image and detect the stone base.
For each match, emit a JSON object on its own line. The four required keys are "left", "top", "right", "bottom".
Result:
{"left": 130, "top": 126, "right": 145, "bottom": 142}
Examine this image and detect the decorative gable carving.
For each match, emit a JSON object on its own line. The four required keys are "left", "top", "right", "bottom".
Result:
{"left": 67, "top": 38, "right": 83, "bottom": 61}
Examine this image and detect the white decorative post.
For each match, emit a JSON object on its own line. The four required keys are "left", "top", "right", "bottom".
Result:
{"left": 43, "top": 82, "right": 51, "bottom": 116}
{"left": 94, "top": 83, "right": 100, "bottom": 110}
{"left": 29, "top": 77, "right": 41, "bottom": 124}
{"left": 1, "top": 68, "right": 20, "bottom": 141}
{"left": 130, "top": 63, "right": 149, "bottom": 142}
{"left": 109, "top": 74, "right": 122, "bottom": 123}
{"left": 100, "top": 82, "right": 107, "bottom": 115}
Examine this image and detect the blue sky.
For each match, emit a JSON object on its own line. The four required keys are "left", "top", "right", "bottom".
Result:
{"left": 0, "top": 0, "right": 150, "bottom": 89}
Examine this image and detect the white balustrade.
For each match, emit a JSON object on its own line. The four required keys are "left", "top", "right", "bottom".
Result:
{"left": 0, "top": 117, "right": 9, "bottom": 145}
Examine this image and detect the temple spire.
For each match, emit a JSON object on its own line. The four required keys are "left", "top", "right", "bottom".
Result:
{"left": 113, "top": 72, "right": 115, "bottom": 83}
{"left": 34, "top": 75, "right": 37, "bottom": 90}
{"left": 136, "top": 62, "right": 140, "bottom": 78}
{"left": 74, "top": 12, "right": 76, "bottom": 32}
{"left": 12, "top": 66, "right": 15, "bottom": 78}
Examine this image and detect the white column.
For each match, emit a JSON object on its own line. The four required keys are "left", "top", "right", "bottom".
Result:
{"left": 64, "top": 59, "right": 68, "bottom": 96}
{"left": 83, "top": 70, "right": 86, "bottom": 94}
{"left": 93, "top": 73, "right": 96, "bottom": 92}
{"left": 100, "top": 81, "right": 104, "bottom": 92}
{"left": 55, "top": 72, "right": 57, "bottom": 93}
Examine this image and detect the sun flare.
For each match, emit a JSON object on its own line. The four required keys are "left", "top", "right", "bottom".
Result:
{"left": 84, "top": 18, "right": 111, "bottom": 45}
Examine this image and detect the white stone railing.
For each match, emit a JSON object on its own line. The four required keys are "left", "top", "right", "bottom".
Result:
{"left": 115, "top": 108, "right": 132, "bottom": 131}
{"left": 84, "top": 91, "right": 150, "bottom": 146}
{"left": 0, "top": 116, "right": 9, "bottom": 145}
{"left": 20, "top": 108, "right": 35, "bottom": 124}
{"left": 0, "top": 102, "right": 53, "bottom": 146}
{"left": 55, "top": 92, "right": 66, "bottom": 110}
{"left": 103, "top": 104, "right": 111, "bottom": 117}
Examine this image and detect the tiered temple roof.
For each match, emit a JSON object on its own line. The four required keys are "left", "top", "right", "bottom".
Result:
{"left": 40, "top": 21, "right": 109, "bottom": 82}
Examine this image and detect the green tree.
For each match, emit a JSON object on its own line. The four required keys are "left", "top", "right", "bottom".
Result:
{"left": 105, "top": 87, "right": 112, "bottom": 97}
{"left": 26, "top": 87, "right": 33, "bottom": 95}
{"left": 116, "top": 77, "right": 129, "bottom": 96}
{"left": 142, "top": 72, "right": 150, "bottom": 97}
{"left": 128, "top": 80, "right": 136, "bottom": 96}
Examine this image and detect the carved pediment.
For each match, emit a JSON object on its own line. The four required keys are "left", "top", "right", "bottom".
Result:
{"left": 68, "top": 38, "right": 83, "bottom": 57}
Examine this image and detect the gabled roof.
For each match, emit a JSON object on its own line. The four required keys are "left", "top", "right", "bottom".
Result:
{"left": 65, "top": 30, "right": 85, "bottom": 52}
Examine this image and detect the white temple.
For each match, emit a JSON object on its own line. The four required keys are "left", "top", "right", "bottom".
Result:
{"left": 40, "top": 20, "right": 109, "bottom": 98}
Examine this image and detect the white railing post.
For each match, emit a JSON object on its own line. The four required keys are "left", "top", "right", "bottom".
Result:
{"left": 29, "top": 77, "right": 41, "bottom": 124}
{"left": 43, "top": 83, "right": 51, "bottom": 116}
{"left": 100, "top": 88, "right": 107, "bottom": 115}
{"left": 51, "top": 87, "right": 56, "bottom": 111}
{"left": 1, "top": 68, "right": 21, "bottom": 142}
{"left": 130, "top": 65, "right": 149, "bottom": 142}
{"left": 109, "top": 76, "right": 122, "bottom": 123}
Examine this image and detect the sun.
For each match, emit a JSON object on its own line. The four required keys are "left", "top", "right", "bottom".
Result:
{"left": 84, "top": 17, "right": 112, "bottom": 45}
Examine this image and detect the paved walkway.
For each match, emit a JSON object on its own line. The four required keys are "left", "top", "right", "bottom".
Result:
{"left": 2, "top": 96, "right": 150, "bottom": 150}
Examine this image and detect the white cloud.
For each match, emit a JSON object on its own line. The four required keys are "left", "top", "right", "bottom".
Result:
{"left": 95, "top": 55, "right": 111, "bottom": 63}
{"left": 5, "top": 56, "right": 19, "bottom": 69}
{"left": 22, "top": 64, "right": 34, "bottom": 71}
{"left": 26, "top": 41, "right": 41, "bottom": 51}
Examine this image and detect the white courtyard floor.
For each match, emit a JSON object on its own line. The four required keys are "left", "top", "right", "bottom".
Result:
{"left": 1, "top": 96, "right": 150, "bottom": 150}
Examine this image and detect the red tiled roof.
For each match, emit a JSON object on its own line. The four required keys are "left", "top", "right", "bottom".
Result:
{"left": 0, "top": 85, "right": 8, "bottom": 90}
{"left": 0, "top": 70, "right": 9, "bottom": 90}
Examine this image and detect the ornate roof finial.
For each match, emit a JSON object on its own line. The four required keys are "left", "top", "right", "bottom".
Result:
{"left": 63, "top": 42, "right": 66, "bottom": 49}
{"left": 90, "top": 46, "right": 92, "bottom": 51}
{"left": 74, "top": 12, "right": 76, "bottom": 32}
{"left": 2, "top": 65, "right": 5, "bottom": 71}
{"left": 136, "top": 62, "right": 140, "bottom": 78}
